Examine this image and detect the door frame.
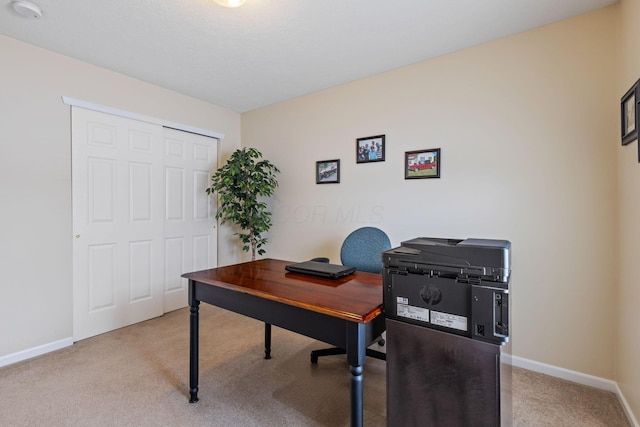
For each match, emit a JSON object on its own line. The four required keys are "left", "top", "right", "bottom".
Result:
{"left": 62, "top": 97, "right": 224, "bottom": 140}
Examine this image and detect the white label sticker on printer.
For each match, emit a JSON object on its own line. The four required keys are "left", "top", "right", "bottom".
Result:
{"left": 431, "top": 311, "right": 467, "bottom": 331}
{"left": 397, "top": 303, "right": 429, "bottom": 323}
{"left": 396, "top": 296, "right": 408, "bottom": 304}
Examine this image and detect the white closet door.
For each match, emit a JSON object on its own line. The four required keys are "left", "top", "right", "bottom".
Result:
{"left": 162, "top": 128, "right": 217, "bottom": 313}
{"left": 72, "top": 108, "right": 217, "bottom": 341}
{"left": 72, "top": 108, "right": 164, "bottom": 340}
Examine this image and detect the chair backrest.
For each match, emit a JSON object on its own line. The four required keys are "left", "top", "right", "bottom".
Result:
{"left": 340, "top": 227, "right": 391, "bottom": 274}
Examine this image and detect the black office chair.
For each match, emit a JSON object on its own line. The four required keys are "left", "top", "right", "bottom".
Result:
{"left": 310, "top": 226, "right": 391, "bottom": 363}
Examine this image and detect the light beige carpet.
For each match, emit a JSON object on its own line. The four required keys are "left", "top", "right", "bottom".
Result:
{"left": 0, "top": 305, "right": 630, "bottom": 426}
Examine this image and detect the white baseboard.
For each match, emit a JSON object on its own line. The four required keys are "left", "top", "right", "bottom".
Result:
{"left": 614, "top": 382, "right": 640, "bottom": 427}
{"left": 511, "top": 355, "right": 617, "bottom": 391}
{"left": 511, "top": 355, "right": 639, "bottom": 427}
{"left": 0, "top": 338, "right": 73, "bottom": 368}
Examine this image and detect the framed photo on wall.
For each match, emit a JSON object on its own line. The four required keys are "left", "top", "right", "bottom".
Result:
{"left": 316, "top": 159, "right": 340, "bottom": 184}
{"left": 405, "top": 148, "right": 441, "bottom": 179}
{"left": 356, "top": 135, "right": 385, "bottom": 163}
{"left": 621, "top": 80, "right": 639, "bottom": 146}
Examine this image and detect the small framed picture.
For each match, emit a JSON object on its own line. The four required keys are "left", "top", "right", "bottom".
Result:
{"left": 316, "top": 159, "right": 340, "bottom": 184}
{"left": 356, "top": 135, "right": 385, "bottom": 163}
{"left": 621, "top": 80, "right": 638, "bottom": 146}
{"left": 405, "top": 148, "right": 441, "bottom": 179}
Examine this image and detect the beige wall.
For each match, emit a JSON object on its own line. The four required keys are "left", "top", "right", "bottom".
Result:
{"left": 618, "top": 0, "right": 640, "bottom": 419}
{"left": 0, "top": 35, "right": 241, "bottom": 358}
{"left": 242, "top": 8, "right": 619, "bottom": 379}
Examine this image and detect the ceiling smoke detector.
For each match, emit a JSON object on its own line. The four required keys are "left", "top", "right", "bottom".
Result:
{"left": 11, "top": 0, "right": 42, "bottom": 19}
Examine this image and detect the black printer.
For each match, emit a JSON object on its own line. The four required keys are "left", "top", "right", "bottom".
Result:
{"left": 382, "top": 237, "right": 511, "bottom": 345}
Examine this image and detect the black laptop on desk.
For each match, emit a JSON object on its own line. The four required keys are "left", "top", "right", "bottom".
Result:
{"left": 285, "top": 261, "right": 356, "bottom": 279}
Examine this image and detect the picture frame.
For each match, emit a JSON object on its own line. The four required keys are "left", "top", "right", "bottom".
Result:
{"left": 316, "top": 159, "right": 340, "bottom": 184}
{"left": 356, "top": 135, "right": 385, "bottom": 163}
{"left": 405, "top": 148, "right": 441, "bottom": 179}
{"left": 621, "top": 80, "right": 639, "bottom": 146}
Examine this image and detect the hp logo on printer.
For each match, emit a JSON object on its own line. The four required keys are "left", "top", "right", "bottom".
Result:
{"left": 420, "top": 285, "right": 442, "bottom": 305}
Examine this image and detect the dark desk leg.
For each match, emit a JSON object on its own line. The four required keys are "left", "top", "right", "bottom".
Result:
{"left": 189, "top": 281, "right": 200, "bottom": 403}
{"left": 346, "top": 323, "right": 366, "bottom": 427}
{"left": 349, "top": 365, "right": 363, "bottom": 427}
{"left": 264, "top": 322, "right": 272, "bottom": 359}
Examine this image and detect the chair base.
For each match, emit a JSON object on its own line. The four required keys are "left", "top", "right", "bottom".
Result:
{"left": 310, "top": 346, "right": 386, "bottom": 363}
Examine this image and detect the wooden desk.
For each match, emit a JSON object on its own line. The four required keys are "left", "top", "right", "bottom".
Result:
{"left": 182, "top": 258, "right": 385, "bottom": 427}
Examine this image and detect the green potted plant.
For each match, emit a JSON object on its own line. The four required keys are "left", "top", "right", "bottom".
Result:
{"left": 207, "top": 147, "right": 280, "bottom": 260}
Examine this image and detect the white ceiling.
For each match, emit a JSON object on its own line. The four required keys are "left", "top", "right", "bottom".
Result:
{"left": 0, "top": 0, "right": 617, "bottom": 113}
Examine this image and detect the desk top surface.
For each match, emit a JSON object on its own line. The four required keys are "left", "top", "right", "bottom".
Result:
{"left": 182, "top": 258, "right": 383, "bottom": 323}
